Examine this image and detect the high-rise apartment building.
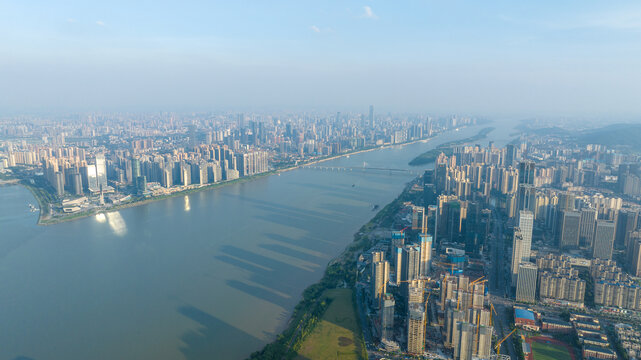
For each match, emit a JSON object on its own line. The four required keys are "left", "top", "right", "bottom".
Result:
{"left": 454, "top": 322, "right": 474, "bottom": 360}
{"left": 518, "top": 161, "right": 535, "bottom": 185}
{"left": 628, "top": 232, "right": 641, "bottom": 277}
{"left": 408, "top": 284, "right": 424, "bottom": 305}
{"left": 476, "top": 325, "right": 494, "bottom": 359}
{"left": 516, "top": 263, "right": 537, "bottom": 303}
{"left": 517, "top": 161, "right": 536, "bottom": 212}
{"left": 615, "top": 209, "right": 639, "bottom": 250}
{"left": 401, "top": 245, "right": 421, "bottom": 283}
{"left": 579, "top": 207, "right": 597, "bottom": 248}
{"left": 381, "top": 294, "right": 395, "bottom": 342}
{"left": 511, "top": 211, "right": 534, "bottom": 285}
{"left": 412, "top": 206, "right": 427, "bottom": 232}
{"left": 592, "top": 220, "right": 616, "bottom": 260}
{"left": 511, "top": 229, "right": 524, "bottom": 285}
{"left": 446, "top": 308, "right": 465, "bottom": 347}
{"left": 560, "top": 210, "right": 581, "bottom": 249}
{"left": 372, "top": 260, "right": 389, "bottom": 307}
{"left": 505, "top": 144, "right": 516, "bottom": 168}
{"left": 419, "top": 233, "right": 432, "bottom": 277}
{"left": 95, "top": 153, "right": 107, "bottom": 191}
{"left": 407, "top": 303, "right": 426, "bottom": 354}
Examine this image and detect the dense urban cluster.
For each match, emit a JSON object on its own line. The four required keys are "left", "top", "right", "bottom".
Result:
{"left": 358, "top": 127, "right": 641, "bottom": 359}
{"left": 0, "top": 109, "right": 474, "bottom": 222}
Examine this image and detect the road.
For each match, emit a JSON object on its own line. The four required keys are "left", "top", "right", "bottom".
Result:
{"left": 488, "top": 208, "right": 517, "bottom": 360}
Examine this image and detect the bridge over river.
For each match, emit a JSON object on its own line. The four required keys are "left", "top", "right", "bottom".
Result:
{"left": 301, "top": 165, "right": 423, "bottom": 176}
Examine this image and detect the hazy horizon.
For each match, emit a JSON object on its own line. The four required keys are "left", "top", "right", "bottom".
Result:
{"left": 2, "top": 1, "right": 641, "bottom": 118}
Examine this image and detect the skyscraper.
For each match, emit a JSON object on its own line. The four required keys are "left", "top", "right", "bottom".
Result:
{"left": 391, "top": 231, "right": 405, "bottom": 284}
{"left": 579, "top": 207, "right": 597, "bottom": 248}
{"left": 407, "top": 303, "right": 426, "bottom": 354}
{"left": 408, "top": 285, "right": 424, "bottom": 308}
{"left": 412, "top": 206, "right": 427, "bottom": 233}
{"left": 401, "top": 245, "right": 421, "bottom": 283}
{"left": 593, "top": 220, "right": 616, "bottom": 260}
{"left": 511, "top": 229, "right": 524, "bottom": 285}
{"left": 454, "top": 322, "right": 474, "bottom": 360}
{"left": 381, "top": 293, "right": 395, "bottom": 342}
{"left": 372, "top": 250, "right": 385, "bottom": 263}
{"left": 511, "top": 210, "right": 534, "bottom": 285}
{"left": 516, "top": 263, "right": 537, "bottom": 303}
{"left": 368, "top": 105, "right": 374, "bottom": 128}
{"left": 505, "top": 144, "right": 516, "bottom": 168}
{"left": 560, "top": 210, "right": 581, "bottom": 249}
{"left": 476, "top": 325, "right": 494, "bottom": 359}
{"left": 512, "top": 210, "right": 534, "bottom": 286}
{"left": 627, "top": 232, "right": 641, "bottom": 277}
{"left": 518, "top": 161, "right": 535, "bottom": 185}
{"left": 519, "top": 210, "right": 534, "bottom": 249}
{"left": 446, "top": 308, "right": 465, "bottom": 347}
{"left": 419, "top": 233, "right": 432, "bottom": 277}
{"left": 95, "top": 153, "right": 107, "bottom": 191}
{"left": 615, "top": 209, "right": 639, "bottom": 250}
{"left": 372, "top": 260, "right": 389, "bottom": 307}
{"left": 394, "top": 245, "right": 403, "bottom": 284}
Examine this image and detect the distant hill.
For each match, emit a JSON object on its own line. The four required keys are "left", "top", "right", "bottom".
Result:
{"left": 577, "top": 123, "right": 641, "bottom": 149}
{"left": 525, "top": 127, "right": 571, "bottom": 137}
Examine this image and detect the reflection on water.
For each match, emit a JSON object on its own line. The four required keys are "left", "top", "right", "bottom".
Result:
{"left": 105, "top": 212, "right": 127, "bottom": 236}
{"left": 0, "top": 124, "right": 518, "bottom": 360}
{"left": 95, "top": 213, "right": 106, "bottom": 223}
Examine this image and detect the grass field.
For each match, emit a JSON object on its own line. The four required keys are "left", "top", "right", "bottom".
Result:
{"left": 295, "top": 288, "right": 367, "bottom": 360}
{"left": 531, "top": 340, "right": 571, "bottom": 360}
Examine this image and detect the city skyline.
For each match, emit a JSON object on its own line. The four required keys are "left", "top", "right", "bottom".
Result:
{"left": 2, "top": 2, "right": 641, "bottom": 359}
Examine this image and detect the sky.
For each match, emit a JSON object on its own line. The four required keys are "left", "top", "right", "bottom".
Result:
{"left": 1, "top": 0, "right": 641, "bottom": 117}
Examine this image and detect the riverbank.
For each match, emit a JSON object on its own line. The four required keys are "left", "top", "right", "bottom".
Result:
{"left": 34, "top": 169, "right": 279, "bottom": 225}
{"left": 408, "top": 126, "right": 494, "bottom": 166}
{"left": 249, "top": 178, "right": 416, "bottom": 359}
{"left": 16, "top": 131, "right": 443, "bottom": 226}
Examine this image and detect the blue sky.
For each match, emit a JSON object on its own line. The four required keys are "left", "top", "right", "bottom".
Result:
{"left": 1, "top": 1, "right": 641, "bottom": 117}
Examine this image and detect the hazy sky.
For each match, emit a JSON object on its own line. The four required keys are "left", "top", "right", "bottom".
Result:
{"left": 1, "top": 1, "right": 641, "bottom": 117}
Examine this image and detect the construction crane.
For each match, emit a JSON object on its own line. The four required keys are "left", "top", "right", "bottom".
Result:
{"left": 397, "top": 279, "right": 427, "bottom": 284}
{"left": 468, "top": 276, "right": 487, "bottom": 292}
{"left": 424, "top": 291, "right": 432, "bottom": 337}
{"left": 494, "top": 328, "right": 516, "bottom": 356}
{"left": 490, "top": 303, "right": 498, "bottom": 326}
{"left": 434, "top": 261, "right": 458, "bottom": 274}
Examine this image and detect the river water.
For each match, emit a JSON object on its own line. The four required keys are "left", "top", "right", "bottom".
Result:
{"left": 0, "top": 121, "right": 515, "bottom": 360}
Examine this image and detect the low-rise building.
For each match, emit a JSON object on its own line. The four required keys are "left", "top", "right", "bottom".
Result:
{"left": 582, "top": 345, "right": 617, "bottom": 360}
{"left": 614, "top": 323, "right": 641, "bottom": 360}
{"left": 514, "top": 308, "right": 539, "bottom": 331}
{"left": 541, "top": 318, "right": 573, "bottom": 333}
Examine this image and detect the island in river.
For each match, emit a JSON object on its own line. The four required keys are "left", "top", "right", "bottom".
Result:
{"left": 408, "top": 127, "right": 495, "bottom": 166}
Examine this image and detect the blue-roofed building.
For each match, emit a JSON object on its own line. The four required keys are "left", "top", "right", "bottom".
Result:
{"left": 515, "top": 308, "right": 539, "bottom": 331}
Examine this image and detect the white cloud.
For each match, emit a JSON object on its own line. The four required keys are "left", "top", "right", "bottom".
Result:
{"left": 96, "top": 20, "right": 105, "bottom": 26}
{"left": 310, "top": 25, "right": 321, "bottom": 33}
{"left": 499, "top": 8, "right": 641, "bottom": 31}
{"left": 362, "top": 6, "right": 377, "bottom": 20}
{"left": 584, "top": 9, "right": 641, "bottom": 30}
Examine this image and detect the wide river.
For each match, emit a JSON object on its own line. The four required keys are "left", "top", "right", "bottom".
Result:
{"left": 0, "top": 121, "right": 515, "bottom": 360}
